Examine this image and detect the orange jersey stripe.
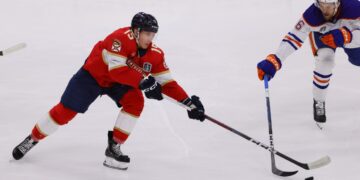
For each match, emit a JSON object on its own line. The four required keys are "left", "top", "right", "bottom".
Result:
{"left": 285, "top": 35, "right": 302, "bottom": 47}
{"left": 309, "top": 33, "right": 317, "bottom": 56}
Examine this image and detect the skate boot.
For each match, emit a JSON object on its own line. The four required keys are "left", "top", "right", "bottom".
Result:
{"left": 313, "top": 99, "right": 326, "bottom": 125}
{"left": 12, "top": 135, "right": 38, "bottom": 160}
{"left": 103, "top": 131, "right": 130, "bottom": 170}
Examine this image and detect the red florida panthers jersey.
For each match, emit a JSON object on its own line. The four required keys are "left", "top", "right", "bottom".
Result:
{"left": 83, "top": 27, "right": 188, "bottom": 101}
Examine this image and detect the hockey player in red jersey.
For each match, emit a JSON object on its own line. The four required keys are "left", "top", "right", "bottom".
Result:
{"left": 12, "top": 12, "right": 205, "bottom": 170}
{"left": 257, "top": 0, "right": 360, "bottom": 126}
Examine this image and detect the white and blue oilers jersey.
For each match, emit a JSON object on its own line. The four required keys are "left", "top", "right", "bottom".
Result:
{"left": 275, "top": 0, "right": 360, "bottom": 62}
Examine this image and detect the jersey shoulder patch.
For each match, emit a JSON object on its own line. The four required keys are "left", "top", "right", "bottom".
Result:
{"left": 108, "top": 27, "right": 137, "bottom": 56}
{"left": 303, "top": 4, "right": 326, "bottom": 27}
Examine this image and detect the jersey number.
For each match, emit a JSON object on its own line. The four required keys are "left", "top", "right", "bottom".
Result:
{"left": 125, "top": 30, "right": 134, "bottom": 40}
{"left": 295, "top": 20, "right": 305, "bottom": 30}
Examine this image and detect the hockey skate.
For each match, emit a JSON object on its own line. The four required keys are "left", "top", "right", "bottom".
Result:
{"left": 313, "top": 99, "right": 326, "bottom": 129}
{"left": 103, "top": 131, "right": 130, "bottom": 170}
{"left": 12, "top": 135, "right": 38, "bottom": 160}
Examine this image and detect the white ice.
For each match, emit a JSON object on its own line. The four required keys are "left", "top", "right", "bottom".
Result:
{"left": 1, "top": 0, "right": 360, "bottom": 179}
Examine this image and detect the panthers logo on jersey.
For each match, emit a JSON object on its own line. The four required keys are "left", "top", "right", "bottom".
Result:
{"left": 111, "top": 39, "right": 122, "bottom": 52}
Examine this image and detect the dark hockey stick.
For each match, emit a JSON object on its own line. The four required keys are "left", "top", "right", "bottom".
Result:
{"left": 263, "top": 75, "right": 298, "bottom": 176}
{"left": 0, "top": 43, "right": 26, "bottom": 56}
{"left": 125, "top": 59, "right": 331, "bottom": 170}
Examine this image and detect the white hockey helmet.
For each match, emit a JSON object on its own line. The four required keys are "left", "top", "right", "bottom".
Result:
{"left": 315, "top": 0, "right": 340, "bottom": 16}
{"left": 315, "top": 0, "right": 340, "bottom": 7}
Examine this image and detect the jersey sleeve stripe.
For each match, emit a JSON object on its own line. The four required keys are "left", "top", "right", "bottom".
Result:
{"left": 285, "top": 35, "right": 303, "bottom": 47}
{"left": 152, "top": 70, "right": 170, "bottom": 76}
{"left": 161, "top": 80, "right": 175, "bottom": 86}
{"left": 282, "top": 39, "right": 298, "bottom": 50}
{"left": 153, "top": 71, "right": 174, "bottom": 85}
{"left": 288, "top": 32, "right": 304, "bottom": 43}
{"left": 102, "top": 49, "right": 128, "bottom": 71}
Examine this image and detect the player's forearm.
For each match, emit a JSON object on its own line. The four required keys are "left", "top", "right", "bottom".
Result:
{"left": 161, "top": 81, "right": 189, "bottom": 102}
{"left": 275, "top": 41, "right": 298, "bottom": 63}
{"left": 152, "top": 70, "right": 188, "bottom": 101}
{"left": 275, "top": 18, "right": 311, "bottom": 62}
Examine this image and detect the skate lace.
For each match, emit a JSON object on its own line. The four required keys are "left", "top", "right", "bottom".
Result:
{"left": 315, "top": 101, "right": 325, "bottom": 115}
{"left": 18, "top": 138, "right": 34, "bottom": 154}
{"left": 111, "top": 144, "right": 123, "bottom": 156}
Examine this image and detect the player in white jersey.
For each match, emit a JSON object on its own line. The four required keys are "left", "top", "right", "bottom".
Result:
{"left": 257, "top": 0, "right": 360, "bottom": 125}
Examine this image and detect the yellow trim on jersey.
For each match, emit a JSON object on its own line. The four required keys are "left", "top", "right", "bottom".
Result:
{"left": 161, "top": 79, "right": 175, "bottom": 86}
{"left": 101, "top": 50, "right": 109, "bottom": 65}
{"left": 151, "top": 48, "right": 162, "bottom": 54}
{"left": 35, "top": 123, "right": 49, "bottom": 136}
{"left": 106, "top": 50, "right": 127, "bottom": 60}
{"left": 152, "top": 70, "right": 170, "bottom": 76}
{"left": 109, "top": 64, "right": 127, "bottom": 71}
{"left": 48, "top": 112, "right": 60, "bottom": 126}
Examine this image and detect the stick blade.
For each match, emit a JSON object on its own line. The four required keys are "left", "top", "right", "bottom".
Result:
{"left": 1, "top": 43, "right": 27, "bottom": 56}
{"left": 307, "top": 155, "right": 331, "bottom": 170}
{"left": 271, "top": 154, "right": 298, "bottom": 177}
{"left": 272, "top": 168, "right": 298, "bottom": 177}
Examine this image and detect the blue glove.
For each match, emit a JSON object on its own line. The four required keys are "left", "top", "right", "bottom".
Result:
{"left": 320, "top": 27, "right": 352, "bottom": 49}
{"left": 257, "top": 54, "right": 282, "bottom": 81}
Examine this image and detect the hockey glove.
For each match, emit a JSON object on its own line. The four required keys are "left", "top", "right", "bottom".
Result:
{"left": 257, "top": 54, "right": 282, "bottom": 81}
{"left": 320, "top": 27, "right": 352, "bottom": 49}
{"left": 139, "top": 75, "right": 163, "bottom": 100}
{"left": 181, "top": 95, "right": 205, "bottom": 122}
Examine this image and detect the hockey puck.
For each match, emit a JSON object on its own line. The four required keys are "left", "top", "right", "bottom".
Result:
{"left": 305, "top": 177, "right": 314, "bottom": 180}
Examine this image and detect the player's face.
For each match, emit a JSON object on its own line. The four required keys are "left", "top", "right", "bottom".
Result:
{"left": 318, "top": 2, "right": 337, "bottom": 20}
{"left": 138, "top": 31, "right": 156, "bottom": 49}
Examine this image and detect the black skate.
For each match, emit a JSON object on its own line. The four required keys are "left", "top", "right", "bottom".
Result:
{"left": 103, "top": 131, "right": 130, "bottom": 170}
{"left": 12, "top": 135, "right": 38, "bottom": 160}
{"left": 313, "top": 99, "right": 326, "bottom": 129}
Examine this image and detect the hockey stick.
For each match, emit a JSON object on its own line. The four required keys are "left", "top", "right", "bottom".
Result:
{"left": 0, "top": 43, "right": 26, "bottom": 56}
{"left": 125, "top": 59, "right": 331, "bottom": 170}
{"left": 263, "top": 75, "right": 298, "bottom": 176}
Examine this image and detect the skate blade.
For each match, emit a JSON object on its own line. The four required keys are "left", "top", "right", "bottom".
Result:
{"left": 315, "top": 122, "right": 324, "bottom": 130}
{"left": 103, "top": 156, "right": 129, "bottom": 170}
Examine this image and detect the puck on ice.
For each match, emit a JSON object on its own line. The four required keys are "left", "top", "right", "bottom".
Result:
{"left": 305, "top": 177, "right": 314, "bottom": 180}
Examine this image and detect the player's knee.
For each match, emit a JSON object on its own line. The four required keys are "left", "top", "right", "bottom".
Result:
{"left": 49, "top": 103, "right": 77, "bottom": 125}
{"left": 316, "top": 48, "right": 335, "bottom": 69}
{"left": 317, "top": 48, "right": 335, "bottom": 61}
{"left": 123, "top": 97, "right": 144, "bottom": 116}
{"left": 121, "top": 92, "right": 144, "bottom": 116}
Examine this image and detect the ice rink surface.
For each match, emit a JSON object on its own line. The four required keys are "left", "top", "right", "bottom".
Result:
{"left": 1, "top": 0, "right": 360, "bottom": 179}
